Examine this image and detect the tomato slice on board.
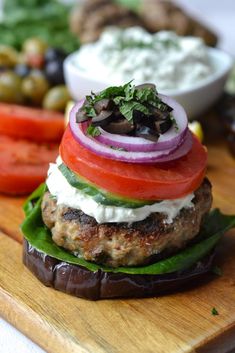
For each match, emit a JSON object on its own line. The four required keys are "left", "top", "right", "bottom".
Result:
{"left": 0, "top": 103, "right": 65, "bottom": 142}
{"left": 0, "top": 135, "right": 58, "bottom": 195}
{"left": 60, "top": 127, "right": 207, "bottom": 200}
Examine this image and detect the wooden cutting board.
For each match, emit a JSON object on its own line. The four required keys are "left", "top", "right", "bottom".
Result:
{"left": 0, "top": 132, "right": 235, "bottom": 353}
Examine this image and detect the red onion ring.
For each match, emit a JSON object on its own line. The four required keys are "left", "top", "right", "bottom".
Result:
{"left": 70, "top": 101, "right": 193, "bottom": 163}
{"left": 95, "top": 95, "right": 188, "bottom": 152}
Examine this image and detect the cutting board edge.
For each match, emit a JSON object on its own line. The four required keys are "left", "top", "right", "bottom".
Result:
{"left": 195, "top": 321, "right": 235, "bottom": 353}
{"left": 0, "top": 287, "right": 91, "bottom": 353}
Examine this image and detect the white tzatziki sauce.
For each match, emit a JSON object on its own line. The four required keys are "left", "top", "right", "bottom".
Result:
{"left": 74, "top": 27, "right": 214, "bottom": 91}
{"left": 46, "top": 158, "right": 195, "bottom": 224}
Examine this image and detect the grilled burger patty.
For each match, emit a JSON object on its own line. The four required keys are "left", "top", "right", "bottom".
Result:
{"left": 41, "top": 178, "right": 212, "bottom": 267}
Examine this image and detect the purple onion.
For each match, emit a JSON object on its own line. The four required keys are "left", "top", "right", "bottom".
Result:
{"left": 70, "top": 99, "right": 193, "bottom": 164}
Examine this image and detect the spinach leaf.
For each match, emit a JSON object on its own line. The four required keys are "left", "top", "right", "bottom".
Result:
{"left": 23, "top": 183, "right": 47, "bottom": 216}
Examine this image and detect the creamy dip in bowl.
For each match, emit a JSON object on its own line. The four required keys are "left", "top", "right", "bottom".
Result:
{"left": 64, "top": 27, "right": 232, "bottom": 118}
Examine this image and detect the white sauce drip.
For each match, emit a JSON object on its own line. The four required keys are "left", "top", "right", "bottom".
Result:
{"left": 74, "top": 27, "right": 214, "bottom": 91}
{"left": 46, "top": 159, "right": 195, "bottom": 224}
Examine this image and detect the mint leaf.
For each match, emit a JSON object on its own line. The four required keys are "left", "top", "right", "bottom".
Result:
{"left": 83, "top": 97, "right": 96, "bottom": 117}
{"left": 119, "top": 101, "right": 149, "bottom": 121}
{"left": 87, "top": 125, "right": 101, "bottom": 137}
{"left": 124, "top": 81, "right": 135, "bottom": 101}
{"left": 211, "top": 307, "right": 219, "bottom": 316}
{"left": 170, "top": 115, "right": 179, "bottom": 131}
{"left": 113, "top": 96, "right": 125, "bottom": 105}
{"left": 97, "top": 85, "right": 125, "bottom": 100}
{"left": 110, "top": 146, "right": 127, "bottom": 151}
{"left": 135, "top": 87, "right": 157, "bottom": 103}
{"left": 96, "top": 81, "right": 133, "bottom": 101}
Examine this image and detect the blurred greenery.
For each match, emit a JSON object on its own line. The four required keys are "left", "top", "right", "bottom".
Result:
{"left": 115, "top": 0, "right": 141, "bottom": 11}
{"left": 0, "top": 0, "right": 79, "bottom": 52}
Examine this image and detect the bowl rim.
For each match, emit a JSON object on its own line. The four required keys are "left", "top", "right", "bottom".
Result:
{"left": 64, "top": 46, "right": 233, "bottom": 96}
{"left": 64, "top": 51, "right": 111, "bottom": 86}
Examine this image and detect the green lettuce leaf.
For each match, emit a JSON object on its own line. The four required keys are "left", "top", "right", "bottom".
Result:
{"left": 21, "top": 185, "right": 235, "bottom": 275}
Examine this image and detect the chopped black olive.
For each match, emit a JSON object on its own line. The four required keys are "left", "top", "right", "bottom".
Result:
{"left": 133, "top": 110, "right": 149, "bottom": 124}
{"left": 104, "top": 119, "right": 134, "bottom": 134}
{"left": 92, "top": 110, "right": 113, "bottom": 126}
{"left": 155, "top": 118, "right": 173, "bottom": 134}
{"left": 164, "top": 102, "right": 174, "bottom": 112}
{"left": 81, "top": 82, "right": 176, "bottom": 139}
{"left": 94, "top": 99, "right": 113, "bottom": 114}
{"left": 151, "top": 107, "right": 169, "bottom": 120}
{"left": 76, "top": 110, "right": 88, "bottom": 123}
{"left": 135, "top": 124, "right": 159, "bottom": 142}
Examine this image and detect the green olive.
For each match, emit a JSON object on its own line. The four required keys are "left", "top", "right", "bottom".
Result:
{"left": 22, "top": 74, "right": 49, "bottom": 105}
{"left": 0, "top": 45, "right": 18, "bottom": 67}
{"left": 0, "top": 83, "right": 24, "bottom": 104}
{"left": 43, "top": 85, "right": 71, "bottom": 111}
{"left": 0, "top": 71, "right": 24, "bottom": 103}
{"left": 23, "top": 38, "right": 48, "bottom": 56}
{"left": 0, "top": 71, "right": 22, "bottom": 88}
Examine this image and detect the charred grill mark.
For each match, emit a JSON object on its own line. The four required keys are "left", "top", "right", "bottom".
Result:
{"left": 62, "top": 207, "right": 97, "bottom": 226}
{"left": 63, "top": 208, "right": 83, "bottom": 221}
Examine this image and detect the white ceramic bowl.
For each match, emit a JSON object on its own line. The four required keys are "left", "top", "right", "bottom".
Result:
{"left": 64, "top": 47, "right": 233, "bottom": 119}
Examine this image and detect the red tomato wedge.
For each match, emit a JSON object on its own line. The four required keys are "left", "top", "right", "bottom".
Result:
{"left": 0, "top": 135, "right": 58, "bottom": 195}
{"left": 0, "top": 103, "right": 65, "bottom": 142}
{"left": 60, "top": 126, "right": 207, "bottom": 200}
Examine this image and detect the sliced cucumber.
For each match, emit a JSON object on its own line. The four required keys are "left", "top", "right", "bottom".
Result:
{"left": 59, "top": 163, "right": 155, "bottom": 208}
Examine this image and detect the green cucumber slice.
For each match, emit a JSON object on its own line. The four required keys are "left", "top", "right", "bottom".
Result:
{"left": 21, "top": 185, "right": 235, "bottom": 275}
{"left": 59, "top": 163, "right": 155, "bottom": 208}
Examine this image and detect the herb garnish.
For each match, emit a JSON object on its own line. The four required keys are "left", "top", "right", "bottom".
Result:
{"left": 119, "top": 101, "right": 149, "bottom": 121}
{"left": 79, "top": 82, "right": 177, "bottom": 139}
{"left": 110, "top": 146, "right": 127, "bottom": 151}
{"left": 86, "top": 125, "right": 101, "bottom": 137}
{"left": 83, "top": 82, "right": 171, "bottom": 122}
{"left": 83, "top": 95, "right": 97, "bottom": 118}
{"left": 170, "top": 115, "right": 179, "bottom": 132}
{"left": 211, "top": 307, "right": 219, "bottom": 316}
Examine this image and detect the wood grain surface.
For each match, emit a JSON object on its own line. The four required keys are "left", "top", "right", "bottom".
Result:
{"left": 0, "top": 195, "right": 24, "bottom": 242}
{"left": 0, "top": 123, "right": 235, "bottom": 353}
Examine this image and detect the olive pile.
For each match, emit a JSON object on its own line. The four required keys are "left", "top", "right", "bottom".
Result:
{"left": 77, "top": 84, "right": 174, "bottom": 142}
{"left": 0, "top": 38, "right": 71, "bottom": 111}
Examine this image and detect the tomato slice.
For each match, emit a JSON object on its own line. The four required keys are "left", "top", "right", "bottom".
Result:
{"left": 0, "top": 135, "right": 58, "bottom": 195}
{"left": 60, "top": 127, "right": 207, "bottom": 200}
{"left": 0, "top": 103, "right": 65, "bottom": 142}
